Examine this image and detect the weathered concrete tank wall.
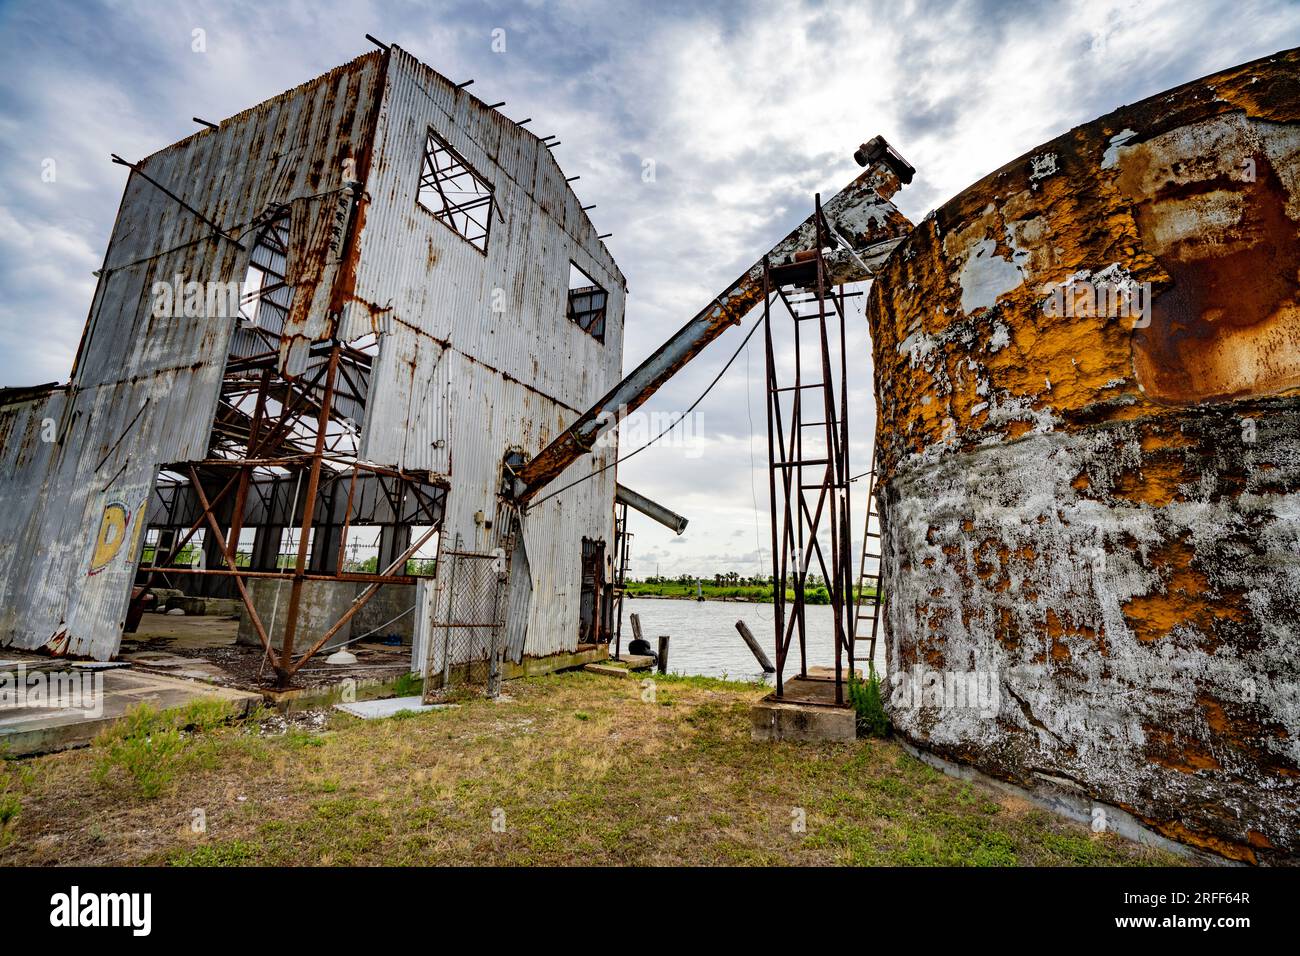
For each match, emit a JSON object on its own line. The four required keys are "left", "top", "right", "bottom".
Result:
{"left": 235, "top": 580, "right": 415, "bottom": 648}
{"left": 866, "top": 48, "right": 1300, "bottom": 863}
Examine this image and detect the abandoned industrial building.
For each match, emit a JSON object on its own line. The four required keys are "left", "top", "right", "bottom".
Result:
{"left": 1, "top": 38, "right": 1298, "bottom": 867}
{"left": 0, "top": 46, "right": 634, "bottom": 687}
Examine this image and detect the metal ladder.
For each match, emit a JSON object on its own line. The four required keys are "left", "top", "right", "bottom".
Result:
{"left": 853, "top": 460, "right": 885, "bottom": 672}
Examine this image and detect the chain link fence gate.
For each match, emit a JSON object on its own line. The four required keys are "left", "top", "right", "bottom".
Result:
{"left": 421, "top": 533, "right": 509, "bottom": 701}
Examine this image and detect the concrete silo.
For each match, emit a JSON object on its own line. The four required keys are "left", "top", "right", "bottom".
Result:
{"left": 867, "top": 48, "right": 1300, "bottom": 863}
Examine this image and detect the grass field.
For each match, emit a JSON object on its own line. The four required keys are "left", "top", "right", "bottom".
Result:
{"left": 0, "top": 672, "right": 1182, "bottom": 866}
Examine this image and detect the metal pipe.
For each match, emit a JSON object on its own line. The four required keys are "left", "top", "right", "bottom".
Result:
{"left": 614, "top": 484, "right": 688, "bottom": 534}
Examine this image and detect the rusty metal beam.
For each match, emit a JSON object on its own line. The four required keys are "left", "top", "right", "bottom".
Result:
{"left": 278, "top": 344, "right": 341, "bottom": 683}
{"left": 187, "top": 465, "right": 275, "bottom": 660}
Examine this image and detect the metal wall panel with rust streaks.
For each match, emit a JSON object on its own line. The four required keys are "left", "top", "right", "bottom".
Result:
{"left": 350, "top": 49, "right": 624, "bottom": 659}
{"left": 1, "top": 45, "right": 624, "bottom": 665}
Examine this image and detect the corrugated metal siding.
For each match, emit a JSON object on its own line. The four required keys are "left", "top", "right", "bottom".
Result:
{"left": 0, "top": 52, "right": 386, "bottom": 659}
{"left": 352, "top": 49, "right": 624, "bottom": 660}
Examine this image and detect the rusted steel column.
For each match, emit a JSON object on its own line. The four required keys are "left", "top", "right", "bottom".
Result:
{"left": 226, "top": 366, "right": 272, "bottom": 564}
{"left": 278, "top": 344, "right": 341, "bottom": 684}
{"left": 187, "top": 466, "right": 274, "bottom": 656}
{"left": 867, "top": 48, "right": 1300, "bottom": 863}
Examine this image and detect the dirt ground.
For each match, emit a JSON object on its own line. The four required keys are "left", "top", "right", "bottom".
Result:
{"left": 119, "top": 613, "right": 411, "bottom": 690}
{"left": 0, "top": 671, "right": 1186, "bottom": 866}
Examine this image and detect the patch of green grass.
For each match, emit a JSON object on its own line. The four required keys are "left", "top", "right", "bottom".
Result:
{"left": 623, "top": 581, "right": 879, "bottom": 605}
{"left": 173, "top": 698, "right": 239, "bottom": 733}
{"left": 91, "top": 700, "right": 242, "bottom": 799}
{"left": 0, "top": 792, "right": 19, "bottom": 844}
{"left": 169, "top": 840, "right": 260, "bottom": 867}
{"left": 390, "top": 672, "right": 423, "bottom": 698}
{"left": 648, "top": 672, "right": 767, "bottom": 692}
{"left": 3, "top": 668, "right": 1186, "bottom": 868}
{"left": 1033, "top": 827, "right": 1130, "bottom": 865}
{"left": 93, "top": 703, "right": 186, "bottom": 798}
{"left": 282, "top": 728, "right": 327, "bottom": 748}
{"left": 0, "top": 743, "right": 18, "bottom": 839}
{"left": 848, "top": 667, "right": 890, "bottom": 737}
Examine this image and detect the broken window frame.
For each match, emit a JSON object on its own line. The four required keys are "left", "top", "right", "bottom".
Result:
{"left": 567, "top": 261, "right": 608, "bottom": 343}
{"left": 417, "top": 127, "right": 496, "bottom": 254}
{"left": 238, "top": 210, "right": 292, "bottom": 337}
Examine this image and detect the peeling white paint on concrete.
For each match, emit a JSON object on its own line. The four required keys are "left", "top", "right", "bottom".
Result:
{"left": 1101, "top": 127, "right": 1139, "bottom": 168}
{"left": 956, "top": 238, "right": 1024, "bottom": 315}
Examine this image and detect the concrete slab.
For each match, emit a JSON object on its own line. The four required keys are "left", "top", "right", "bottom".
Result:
{"left": 0, "top": 667, "right": 261, "bottom": 756}
{"left": 751, "top": 692, "right": 857, "bottom": 743}
{"left": 583, "top": 663, "right": 635, "bottom": 679}
{"left": 777, "top": 675, "right": 851, "bottom": 706}
{"left": 805, "top": 665, "right": 864, "bottom": 681}
{"left": 505, "top": 644, "right": 609, "bottom": 678}
{"left": 334, "top": 696, "right": 455, "bottom": 719}
{"left": 122, "top": 653, "right": 232, "bottom": 684}
{"left": 611, "top": 653, "right": 655, "bottom": 670}
{"left": 127, "top": 613, "right": 240, "bottom": 648}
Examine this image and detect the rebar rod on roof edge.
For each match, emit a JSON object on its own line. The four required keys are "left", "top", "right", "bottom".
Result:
{"left": 109, "top": 154, "right": 246, "bottom": 250}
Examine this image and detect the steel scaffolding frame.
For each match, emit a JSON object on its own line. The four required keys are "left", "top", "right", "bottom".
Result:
{"left": 763, "top": 195, "right": 857, "bottom": 705}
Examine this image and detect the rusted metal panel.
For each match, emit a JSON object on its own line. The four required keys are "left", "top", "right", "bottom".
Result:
{"left": 867, "top": 47, "right": 1300, "bottom": 863}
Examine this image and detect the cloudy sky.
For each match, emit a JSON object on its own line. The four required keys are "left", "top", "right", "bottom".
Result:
{"left": 1, "top": 0, "right": 1297, "bottom": 579}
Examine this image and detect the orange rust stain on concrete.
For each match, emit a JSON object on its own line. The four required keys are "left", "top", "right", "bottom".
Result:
{"left": 1143, "top": 723, "right": 1223, "bottom": 773}
{"left": 1120, "top": 539, "right": 1215, "bottom": 639}
{"left": 1139, "top": 426, "right": 1194, "bottom": 452}
{"left": 1004, "top": 420, "right": 1035, "bottom": 440}
{"left": 1127, "top": 147, "right": 1300, "bottom": 404}
{"left": 869, "top": 51, "right": 1300, "bottom": 482}
{"left": 1149, "top": 819, "right": 1256, "bottom": 864}
{"left": 1246, "top": 829, "right": 1275, "bottom": 849}
{"left": 1111, "top": 455, "right": 1188, "bottom": 507}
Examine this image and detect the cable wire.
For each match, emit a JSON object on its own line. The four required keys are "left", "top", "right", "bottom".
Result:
{"left": 526, "top": 315, "right": 765, "bottom": 511}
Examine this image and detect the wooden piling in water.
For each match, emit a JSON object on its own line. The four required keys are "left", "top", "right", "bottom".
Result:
{"left": 735, "top": 620, "right": 776, "bottom": 673}
{"left": 657, "top": 635, "right": 670, "bottom": 675}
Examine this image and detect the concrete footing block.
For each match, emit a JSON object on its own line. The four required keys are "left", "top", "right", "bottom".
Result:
{"left": 750, "top": 694, "right": 857, "bottom": 743}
